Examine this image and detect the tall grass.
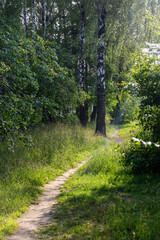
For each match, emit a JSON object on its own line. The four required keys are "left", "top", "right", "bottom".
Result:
{"left": 0, "top": 123, "right": 103, "bottom": 240}
{"left": 37, "top": 123, "right": 160, "bottom": 240}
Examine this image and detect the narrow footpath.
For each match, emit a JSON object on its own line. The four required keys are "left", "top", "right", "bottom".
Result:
{"left": 7, "top": 126, "right": 123, "bottom": 240}
{"left": 107, "top": 126, "right": 124, "bottom": 143}
{"left": 7, "top": 159, "right": 89, "bottom": 240}
{"left": 112, "top": 126, "right": 124, "bottom": 143}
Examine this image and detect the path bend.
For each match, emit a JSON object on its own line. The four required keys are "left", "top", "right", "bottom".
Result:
{"left": 7, "top": 159, "right": 89, "bottom": 240}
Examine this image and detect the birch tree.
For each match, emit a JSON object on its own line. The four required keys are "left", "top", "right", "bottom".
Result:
{"left": 79, "top": 0, "right": 88, "bottom": 126}
{"left": 43, "top": 0, "right": 47, "bottom": 40}
{"left": 95, "top": 2, "right": 106, "bottom": 136}
{"left": 0, "top": 0, "right": 6, "bottom": 9}
{"left": 31, "top": 0, "right": 36, "bottom": 38}
{"left": 23, "top": 0, "right": 28, "bottom": 37}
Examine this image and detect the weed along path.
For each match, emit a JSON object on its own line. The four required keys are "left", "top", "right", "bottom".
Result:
{"left": 7, "top": 159, "right": 89, "bottom": 240}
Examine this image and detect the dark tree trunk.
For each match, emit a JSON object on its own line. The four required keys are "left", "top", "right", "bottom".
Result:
{"left": 43, "top": 0, "right": 47, "bottom": 40}
{"left": 114, "top": 95, "right": 121, "bottom": 124}
{"left": 23, "top": 0, "right": 28, "bottom": 37}
{"left": 79, "top": 104, "right": 88, "bottom": 126}
{"left": 79, "top": 0, "right": 85, "bottom": 90}
{"left": 95, "top": 4, "right": 106, "bottom": 136}
{"left": 114, "top": 58, "right": 123, "bottom": 124}
{"left": 79, "top": 0, "right": 88, "bottom": 127}
{"left": 31, "top": 0, "right": 36, "bottom": 39}
{"left": 91, "top": 106, "right": 97, "bottom": 122}
{"left": 48, "top": 0, "right": 54, "bottom": 23}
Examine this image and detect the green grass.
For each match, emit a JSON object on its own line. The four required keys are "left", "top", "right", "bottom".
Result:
{"left": 0, "top": 123, "right": 105, "bottom": 240}
{"left": 106, "top": 124, "right": 117, "bottom": 138}
{"left": 37, "top": 122, "right": 160, "bottom": 240}
{"left": 118, "top": 121, "right": 139, "bottom": 140}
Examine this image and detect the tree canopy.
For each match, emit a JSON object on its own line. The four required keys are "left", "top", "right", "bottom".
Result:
{"left": 0, "top": 0, "right": 160, "bottom": 139}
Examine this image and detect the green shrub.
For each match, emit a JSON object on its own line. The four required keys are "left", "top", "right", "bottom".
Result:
{"left": 121, "top": 142, "right": 160, "bottom": 174}
{"left": 130, "top": 55, "right": 160, "bottom": 142}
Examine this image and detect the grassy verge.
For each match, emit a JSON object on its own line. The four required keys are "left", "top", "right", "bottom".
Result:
{"left": 106, "top": 124, "right": 117, "bottom": 138}
{"left": 118, "top": 121, "right": 139, "bottom": 140}
{"left": 37, "top": 123, "right": 160, "bottom": 240}
{"left": 0, "top": 123, "right": 105, "bottom": 240}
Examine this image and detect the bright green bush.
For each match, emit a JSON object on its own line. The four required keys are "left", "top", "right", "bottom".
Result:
{"left": 130, "top": 55, "right": 160, "bottom": 142}
{"left": 121, "top": 141, "right": 160, "bottom": 174}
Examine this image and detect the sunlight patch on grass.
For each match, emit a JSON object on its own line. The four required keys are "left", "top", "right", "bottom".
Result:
{"left": 0, "top": 123, "right": 104, "bottom": 239}
{"left": 118, "top": 121, "right": 139, "bottom": 140}
{"left": 106, "top": 124, "right": 117, "bottom": 138}
{"left": 37, "top": 132, "right": 160, "bottom": 240}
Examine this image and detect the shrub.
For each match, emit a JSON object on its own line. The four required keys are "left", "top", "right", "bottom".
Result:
{"left": 130, "top": 55, "right": 160, "bottom": 142}
{"left": 121, "top": 142, "right": 160, "bottom": 174}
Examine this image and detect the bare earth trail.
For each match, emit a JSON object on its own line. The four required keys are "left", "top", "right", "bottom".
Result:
{"left": 107, "top": 125, "right": 124, "bottom": 144}
{"left": 112, "top": 126, "right": 124, "bottom": 143}
{"left": 7, "top": 126, "right": 123, "bottom": 240}
{"left": 7, "top": 159, "right": 89, "bottom": 240}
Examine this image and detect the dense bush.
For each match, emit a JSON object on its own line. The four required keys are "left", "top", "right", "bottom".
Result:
{"left": 0, "top": 21, "right": 84, "bottom": 137}
{"left": 121, "top": 141, "right": 160, "bottom": 174}
{"left": 130, "top": 55, "right": 160, "bottom": 142}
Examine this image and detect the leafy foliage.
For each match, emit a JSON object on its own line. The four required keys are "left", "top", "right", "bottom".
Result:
{"left": 0, "top": 20, "right": 83, "bottom": 137}
{"left": 121, "top": 141, "right": 160, "bottom": 174}
{"left": 130, "top": 55, "right": 160, "bottom": 142}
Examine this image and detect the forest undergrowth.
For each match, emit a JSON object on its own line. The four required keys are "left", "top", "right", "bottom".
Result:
{"left": 37, "top": 122, "right": 160, "bottom": 240}
{"left": 0, "top": 123, "right": 105, "bottom": 240}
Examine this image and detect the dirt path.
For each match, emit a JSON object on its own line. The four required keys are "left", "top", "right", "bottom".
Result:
{"left": 7, "top": 159, "right": 89, "bottom": 240}
{"left": 107, "top": 126, "right": 123, "bottom": 143}
{"left": 112, "top": 126, "right": 124, "bottom": 143}
{"left": 7, "top": 126, "right": 123, "bottom": 240}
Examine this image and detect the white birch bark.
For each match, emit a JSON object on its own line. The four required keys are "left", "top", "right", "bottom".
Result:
{"left": 79, "top": 0, "right": 85, "bottom": 90}
{"left": 32, "top": 0, "right": 36, "bottom": 39}
{"left": 96, "top": 4, "right": 106, "bottom": 136}
{"left": 23, "top": 0, "right": 28, "bottom": 37}
{"left": 44, "top": 0, "right": 47, "bottom": 40}
{"left": 78, "top": 0, "right": 88, "bottom": 126}
{"left": 0, "top": 0, "right": 6, "bottom": 9}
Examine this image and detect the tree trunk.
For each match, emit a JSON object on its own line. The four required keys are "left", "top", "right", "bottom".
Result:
{"left": 114, "top": 95, "right": 121, "bottom": 124}
{"left": 79, "top": 0, "right": 88, "bottom": 127}
{"left": 0, "top": 0, "right": 6, "bottom": 9}
{"left": 95, "top": 4, "right": 106, "bottom": 136}
{"left": 91, "top": 106, "right": 97, "bottom": 122}
{"left": 44, "top": 0, "right": 47, "bottom": 40}
{"left": 31, "top": 0, "right": 36, "bottom": 39}
{"left": 23, "top": 0, "right": 28, "bottom": 37}
{"left": 114, "top": 58, "right": 123, "bottom": 124}
{"left": 79, "top": 0, "right": 85, "bottom": 90}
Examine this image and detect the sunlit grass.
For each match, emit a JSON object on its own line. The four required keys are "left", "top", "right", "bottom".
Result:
{"left": 106, "top": 124, "right": 117, "bottom": 138}
{"left": 0, "top": 123, "right": 105, "bottom": 240}
{"left": 37, "top": 122, "right": 160, "bottom": 240}
{"left": 118, "top": 121, "right": 139, "bottom": 140}
{"left": 38, "top": 170, "right": 160, "bottom": 239}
